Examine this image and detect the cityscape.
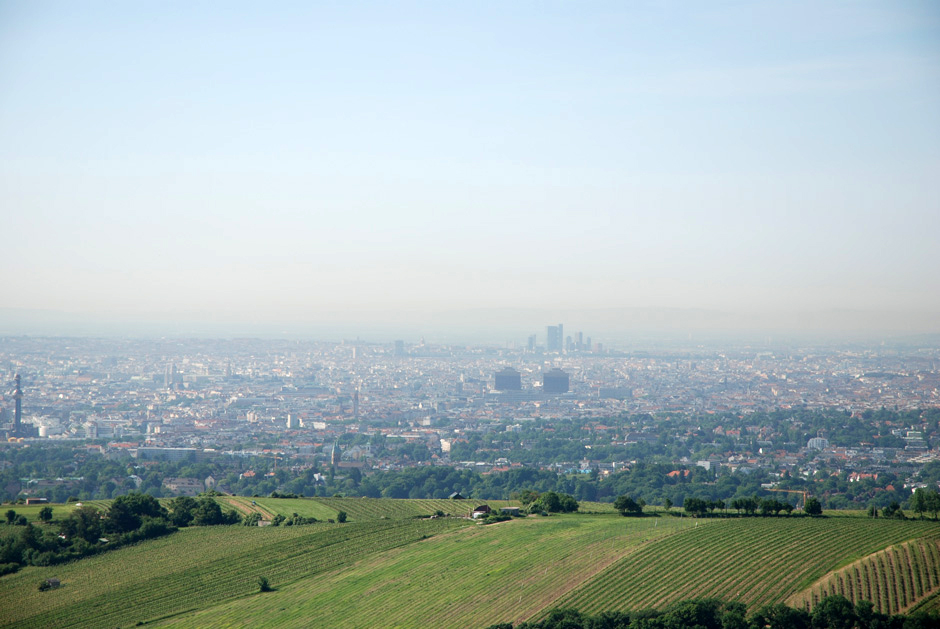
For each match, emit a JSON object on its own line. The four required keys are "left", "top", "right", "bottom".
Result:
{"left": 3, "top": 329, "right": 938, "bottom": 505}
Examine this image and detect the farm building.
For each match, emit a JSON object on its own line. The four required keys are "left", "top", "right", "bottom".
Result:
{"left": 500, "top": 507, "right": 521, "bottom": 516}
{"left": 471, "top": 505, "right": 492, "bottom": 519}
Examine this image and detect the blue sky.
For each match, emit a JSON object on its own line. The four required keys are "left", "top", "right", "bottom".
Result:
{"left": 1, "top": 1, "right": 938, "bottom": 336}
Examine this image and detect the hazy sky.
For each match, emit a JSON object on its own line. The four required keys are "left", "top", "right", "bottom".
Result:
{"left": 1, "top": 1, "right": 939, "bottom": 335}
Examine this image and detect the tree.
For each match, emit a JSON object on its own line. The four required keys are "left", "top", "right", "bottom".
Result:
{"left": 257, "top": 576, "right": 272, "bottom": 592}
{"left": 106, "top": 492, "right": 167, "bottom": 534}
{"left": 927, "top": 490, "right": 940, "bottom": 520}
{"left": 804, "top": 497, "right": 822, "bottom": 516}
{"left": 191, "top": 498, "right": 225, "bottom": 526}
{"left": 518, "top": 489, "right": 539, "bottom": 505}
{"left": 336, "top": 511, "right": 347, "bottom": 523}
{"left": 558, "top": 494, "right": 579, "bottom": 513}
{"left": 59, "top": 506, "right": 103, "bottom": 543}
{"left": 613, "top": 495, "right": 642, "bottom": 516}
{"left": 168, "top": 496, "right": 198, "bottom": 527}
{"left": 533, "top": 491, "right": 562, "bottom": 513}
{"left": 882, "top": 501, "right": 904, "bottom": 520}
{"left": 5, "top": 510, "right": 16, "bottom": 525}
{"left": 683, "top": 497, "right": 708, "bottom": 516}
{"left": 663, "top": 498, "right": 673, "bottom": 511}
{"left": 749, "top": 603, "right": 811, "bottom": 629}
{"left": 911, "top": 489, "right": 930, "bottom": 519}
{"left": 811, "top": 595, "right": 856, "bottom": 629}
{"left": 37, "top": 507, "right": 53, "bottom": 524}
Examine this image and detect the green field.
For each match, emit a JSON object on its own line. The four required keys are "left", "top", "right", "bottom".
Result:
{"left": 214, "top": 496, "right": 340, "bottom": 521}
{"left": 552, "top": 517, "right": 940, "bottom": 617}
{"left": 3, "top": 504, "right": 940, "bottom": 628}
{"left": 0, "top": 518, "right": 468, "bottom": 628}
{"left": 311, "top": 497, "right": 520, "bottom": 521}
{"left": 161, "top": 514, "right": 687, "bottom": 628}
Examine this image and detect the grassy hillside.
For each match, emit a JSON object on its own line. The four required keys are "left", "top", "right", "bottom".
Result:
{"left": 161, "top": 514, "right": 688, "bottom": 628}
{"left": 4, "top": 505, "right": 940, "bottom": 628}
{"left": 0, "top": 518, "right": 468, "bottom": 628}
{"left": 553, "top": 518, "right": 940, "bottom": 617}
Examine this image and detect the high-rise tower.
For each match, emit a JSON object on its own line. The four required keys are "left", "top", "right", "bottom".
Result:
{"left": 546, "top": 324, "right": 564, "bottom": 353}
{"left": 13, "top": 373, "right": 22, "bottom": 437}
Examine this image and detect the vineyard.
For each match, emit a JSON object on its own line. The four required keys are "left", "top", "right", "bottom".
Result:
{"left": 212, "top": 496, "right": 340, "bottom": 521}
{"left": 0, "top": 517, "right": 468, "bottom": 628}
{"left": 786, "top": 537, "right": 940, "bottom": 615}
{"left": 4, "top": 504, "right": 940, "bottom": 628}
{"left": 551, "top": 518, "right": 940, "bottom": 617}
{"left": 310, "top": 497, "right": 520, "bottom": 520}
{"left": 159, "top": 513, "right": 689, "bottom": 628}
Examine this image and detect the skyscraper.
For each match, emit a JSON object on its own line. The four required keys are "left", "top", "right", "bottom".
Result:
{"left": 546, "top": 324, "right": 563, "bottom": 353}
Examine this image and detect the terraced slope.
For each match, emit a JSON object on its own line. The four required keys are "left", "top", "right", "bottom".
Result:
{"left": 0, "top": 518, "right": 468, "bottom": 629}
{"left": 552, "top": 518, "right": 940, "bottom": 616}
{"left": 161, "top": 514, "right": 688, "bottom": 628}
{"left": 787, "top": 537, "right": 940, "bottom": 615}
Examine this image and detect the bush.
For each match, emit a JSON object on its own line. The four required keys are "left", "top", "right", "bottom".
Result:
{"left": 482, "top": 514, "right": 512, "bottom": 525}
{"left": 257, "top": 576, "right": 272, "bottom": 592}
{"left": 0, "top": 563, "right": 20, "bottom": 577}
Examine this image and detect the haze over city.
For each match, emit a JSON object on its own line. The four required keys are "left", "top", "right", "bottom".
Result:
{"left": 2, "top": 1, "right": 939, "bottom": 341}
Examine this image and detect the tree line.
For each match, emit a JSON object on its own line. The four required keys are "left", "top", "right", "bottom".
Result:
{"left": 1, "top": 492, "right": 241, "bottom": 575}
{"left": 485, "top": 595, "right": 940, "bottom": 629}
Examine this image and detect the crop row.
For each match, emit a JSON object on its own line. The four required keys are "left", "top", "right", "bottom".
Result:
{"left": 312, "top": 497, "right": 515, "bottom": 520}
{"left": 787, "top": 538, "right": 940, "bottom": 615}
{"left": 168, "top": 514, "right": 688, "bottom": 628}
{"left": 553, "top": 518, "right": 940, "bottom": 616}
{"left": 0, "top": 518, "right": 468, "bottom": 628}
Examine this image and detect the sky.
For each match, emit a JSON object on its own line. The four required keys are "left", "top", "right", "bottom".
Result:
{"left": 1, "top": 1, "right": 939, "bottom": 340}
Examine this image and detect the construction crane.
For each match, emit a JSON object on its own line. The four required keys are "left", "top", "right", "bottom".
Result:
{"left": 260, "top": 451, "right": 284, "bottom": 473}
{"left": 768, "top": 488, "right": 809, "bottom": 511}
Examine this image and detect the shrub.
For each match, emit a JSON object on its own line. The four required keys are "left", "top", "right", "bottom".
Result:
{"left": 0, "top": 563, "right": 20, "bottom": 577}
{"left": 257, "top": 576, "right": 272, "bottom": 592}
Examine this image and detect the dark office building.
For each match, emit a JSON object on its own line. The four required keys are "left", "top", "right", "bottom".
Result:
{"left": 542, "top": 368, "right": 569, "bottom": 393}
{"left": 494, "top": 367, "right": 522, "bottom": 391}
